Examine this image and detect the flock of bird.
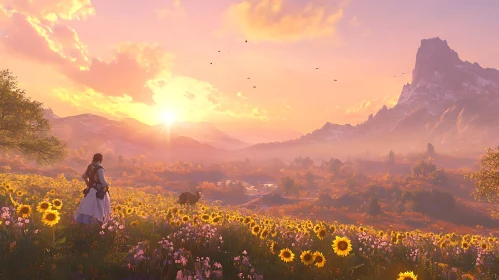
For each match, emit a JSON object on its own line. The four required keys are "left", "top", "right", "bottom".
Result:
{"left": 208, "top": 39, "right": 340, "bottom": 90}
{"left": 209, "top": 39, "right": 408, "bottom": 90}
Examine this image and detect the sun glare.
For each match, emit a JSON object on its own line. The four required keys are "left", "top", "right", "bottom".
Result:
{"left": 161, "top": 110, "right": 176, "bottom": 125}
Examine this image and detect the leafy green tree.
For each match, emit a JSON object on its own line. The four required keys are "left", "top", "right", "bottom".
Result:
{"left": 468, "top": 146, "right": 499, "bottom": 218}
{"left": 0, "top": 69, "right": 66, "bottom": 165}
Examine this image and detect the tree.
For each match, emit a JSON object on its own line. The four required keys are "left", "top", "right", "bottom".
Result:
{"left": 427, "top": 143, "right": 435, "bottom": 156}
{"left": 387, "top": 150, "right": 395, "bottom": 164}
{"left": 279, "top": 176, "right": 295, "bottom": 195}
{"left": 0, "top": 69, "right": 66, "bottom": 165}
{"left": 468, "top": 146, "right": 499, "bottom": 218}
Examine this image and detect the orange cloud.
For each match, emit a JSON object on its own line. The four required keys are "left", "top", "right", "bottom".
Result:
{"left": 3, "top": 0, "right": 95, "bottom": 22}
{"left": 224, "top": 0, "right": 347, "bottom": 42}
{"left": 64, "top": 43, "right": 174, "bottom": 105}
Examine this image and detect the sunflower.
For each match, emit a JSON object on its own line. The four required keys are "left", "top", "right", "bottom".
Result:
{"left": 41, "top": 210, "right": 60, "bottom": 226}
{"left": 52, "top": 199, "right": 63, "bottom": 209}
{"left": 313, "top": 224, "right": 321, "bottom": 233}
{"left": 252, "top": 225, "right": 261, "bottom": 236}
{"left": 300, "top": 250, "right": 315, "bottom": 266}
{"left": 49, "top": 189, "right": 56, "bottom": 195}
{"left": 480, "top": 243, "right": 489, "bottom": 251}
{"left": 16, "top": 190, "right": 24, "bottom": 197}
{"left": 328, "top": 225, "right": 336, "bottom": 233}
{"left": 201, "top": 214, "right": 210, "bottom": 221}
{"left": 378, "top": 230, "right": 385, "bottom": 237}
{"left": 316, "top": 228, "right": 327, "bottom": 240}
{"left": 279, "top": 248, "right": 295, "bottom": 263}
{"left": 313, "top": 251, "right": 326, "bottom": 268}
{"left": 332, "top": 236, "right": 352, "bottom": 257}
{"left": 260, "top": 228, "right": 269, "bottom": 240}
{"left": 461, "top": 241, "right": 470, "bottom": 250}
{"left": 182, "top": 215, "right": 190, "bottom": 222}
{"left": 211, "top": 216, "right": 222, "bottom": 224}
{"left": 37, "top": 201, "right": 52, "bottom": 213}
{"left": 397, "top": 271, "right": 417, "bottom": 280}
{"left": 130, "top": 221, "right": 138, "bottom": 227}
{"left": 17, "top": 204, "right": 32, "bottom": 218}
{"left": 126, "top": 207, "right": 134, "bottom": 215}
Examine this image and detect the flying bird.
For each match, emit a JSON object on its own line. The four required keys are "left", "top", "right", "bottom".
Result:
{"left": 253, "top": 86, "right": 256, "bottom": 88}
{"left": 245, "top": 40, "right": 247, "bottom": 43}
{"left": 210, "top": 62, "right": 212, "bottom": 65}
{"left": 247, "top": 77, "right": 250, "bottom": 79}
{"left": 218, "top": 50, "right": 220, "bottom": 52}
{"left": 334, "top": 79, "right": 337, "bottom": 82}
{"left": 316, "top": 67, "right": 319, "bottom": 70}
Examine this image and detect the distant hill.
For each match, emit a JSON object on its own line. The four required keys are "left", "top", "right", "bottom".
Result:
{"left": 153, "top": 121, "right": 249, "bottom": 150}
{"left": 225, "top": 128, "right": 303, "bottom": 144}
{"left": 43, "top": 109, "right": 225, "bottom": 161}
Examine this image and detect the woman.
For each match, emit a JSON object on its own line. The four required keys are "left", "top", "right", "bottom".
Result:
{"left": 74, "top": 153, "right": 112, "bottom": 225}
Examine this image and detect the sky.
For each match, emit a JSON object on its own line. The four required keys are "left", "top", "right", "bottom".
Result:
{"left": 1, "top": 0, "right": 498, "bottom": 133}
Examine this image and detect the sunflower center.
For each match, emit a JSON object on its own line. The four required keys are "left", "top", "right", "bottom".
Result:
{"left": 303, "top": 254, "right": 312, "bottom": 261}
{"left": 319, "top": 230, "right": 326, "bottom": 236}
{"left": 41, "top": 203, "right": 49, "bottom": 209}
{"left": 338, "top": 241, "right": 348, "bottom": 250}
{"left": 315, "top": 256, "right": 323, "bottom": 262}
{"left": 54, "top": 201, "right": 61, "bottom": 206}
{"left": 46, "top": 213, "right": 56, "bottom": 221}
{"left": 283, "top": 251, "right": 291, "bottom": 258}
{"left": 403, "top": 278, "right": 412, "bottom": 280}
{"left": 21, "top": 207, "right": 30, "bottom": 214}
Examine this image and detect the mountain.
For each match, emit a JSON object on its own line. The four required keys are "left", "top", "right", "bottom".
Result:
{"left": 44, "top": 111, "right": 225, "bottom": 161}
{"left": 243, "top": 37, "right": 499, "bottom": 159}
{"left": 225, "top": 128, "right": 303, "bottom": 144}
{"left": 153, "top": 122, "right": 249, "bottom": 150}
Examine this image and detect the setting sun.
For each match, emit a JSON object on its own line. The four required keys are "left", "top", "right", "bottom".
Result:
{"left": 160, "top": 110, "right": 176, "bottom": 125}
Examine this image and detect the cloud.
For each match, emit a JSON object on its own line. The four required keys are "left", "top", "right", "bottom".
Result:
{"left": 0, "top": 10, "right": 87, "bottom": 67}
{"left": 237, "top": 92, "right": 248, "bottom": 99}
{"left": 224, "top": 0, "right": 347, "bottom": 43}
{"left": 3, "top": 0, "right": 95, "bottom": 22}
{"left": 64, "top": 43, "right": 173, "bottom": 105}
{"left": 184, "top": 91, "right": 195, "bottom": 100}
{"left": 0, "top": 6, "right": 175, "bottom": 105}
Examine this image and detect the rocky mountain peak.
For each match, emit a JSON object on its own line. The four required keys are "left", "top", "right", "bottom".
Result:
{"left": 397, "top": 37, "right": 499, "bottom": 109}
{"left": 412, "top": 37, "right": 462, "bottom": 85}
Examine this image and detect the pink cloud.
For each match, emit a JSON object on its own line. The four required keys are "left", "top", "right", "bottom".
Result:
{"left": 0, "top": 6, "right": 172, "bottom": 105}
{"left": 64, "top": 43, "right": 172, "bottom": 105}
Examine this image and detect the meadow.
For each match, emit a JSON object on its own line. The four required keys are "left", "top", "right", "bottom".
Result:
{"left": 0, "top": 173, "right": 497, "bottom": 280}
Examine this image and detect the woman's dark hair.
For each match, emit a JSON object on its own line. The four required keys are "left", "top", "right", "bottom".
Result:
{"left": 92, "top": 153, "right": 103, "bottom": 163}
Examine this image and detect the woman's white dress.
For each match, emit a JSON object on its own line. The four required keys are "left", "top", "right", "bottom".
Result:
{"left": 74, "top": 163, "right": 112, "bottom": 224}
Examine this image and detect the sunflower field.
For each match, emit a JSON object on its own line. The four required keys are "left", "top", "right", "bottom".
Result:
{"left": 0, "top": 173, "right": 497, "bottom": 280}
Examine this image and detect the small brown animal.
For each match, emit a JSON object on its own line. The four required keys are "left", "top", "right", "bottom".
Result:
{"left": 178, "top": 191, "right": 201, "bottom": 205}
